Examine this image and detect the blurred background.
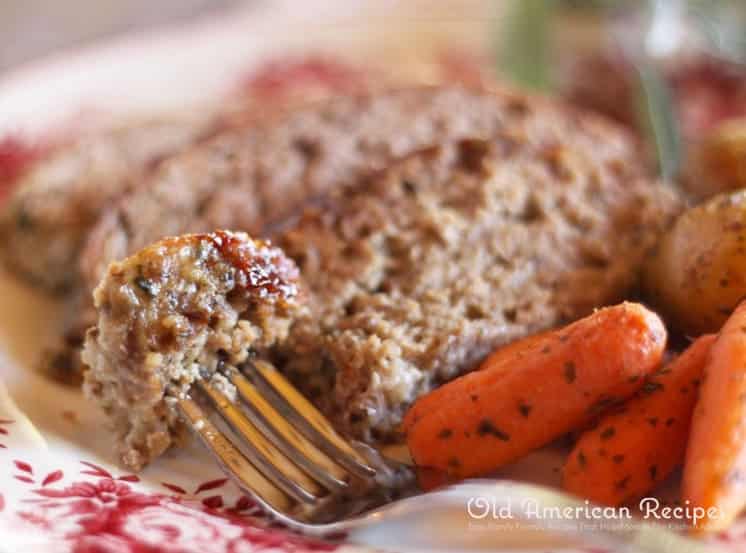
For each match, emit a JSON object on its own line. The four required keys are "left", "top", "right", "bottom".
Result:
{"left": 0, "top": 0, "right": 244, "bottom": 71}
{"left": 3, "top": 0, "right": 746, "bottom": 196}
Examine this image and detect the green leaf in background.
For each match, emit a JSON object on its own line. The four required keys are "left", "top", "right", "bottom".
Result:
{"left": 497, "top": 0, "right": 555, "bottom": 91}
{"left": 634, "top": 61, "right": 683, "bottom": 180}
{"left": 555, "top": 0, "right": 618, "bottom": 12}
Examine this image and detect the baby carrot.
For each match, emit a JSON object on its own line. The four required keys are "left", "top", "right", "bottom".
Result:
{"left": 683, "top": 301, "right": 746, "bottom": 533}
{"left": 403, "top": 329, "right": 554, "bottom": 429}
{"left": 563, "top": 334, "right": 715, "bottom": 506}
{"left": 404, "top": 302, "right": 667, "bottom": 480}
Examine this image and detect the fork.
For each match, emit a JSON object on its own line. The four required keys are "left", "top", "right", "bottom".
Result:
{"left": 177, "top": 360, "right": 714, "bottom": 553}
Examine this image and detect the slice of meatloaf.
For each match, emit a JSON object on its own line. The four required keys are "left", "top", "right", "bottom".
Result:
{"left": 80, "top": 86, "right": 641, "bottom": 296}
{"left": 273, "top": 139, "right": 682, "bottom": 442}
{"left": 0, "top": 57, "right": 379, "bottom": 295}
{"left": 81, "top": 231, "right": 302, "bottom": 470}
{"left": 66, "top": 86, "right": 650, "bottom": 382}
{"left": 0, "top": 116, "right": 211, "bottom": 291}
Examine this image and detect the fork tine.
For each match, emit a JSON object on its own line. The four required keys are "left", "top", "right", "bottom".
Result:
{"left": 242, "top": 360, "right": 377, "bottom": 479}
{"left": 177, "top": 397, "right": 291, "bottom": 511}
{"left": 196, "top": 380, "right": 323, "bottom": 504}
{"left": 226, "top": 367, "right": 350, "bottom": 492}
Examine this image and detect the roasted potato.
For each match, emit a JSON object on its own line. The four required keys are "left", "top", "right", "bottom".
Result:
{"left": 685, "top": 118, "right": 746, "bottom": 200}
{"left": 644, "top": 191, "right": 746, "bottom": 335}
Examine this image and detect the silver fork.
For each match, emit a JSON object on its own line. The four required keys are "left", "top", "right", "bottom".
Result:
{"left": 177, "top": 360, "right": 715, "bottom": 553}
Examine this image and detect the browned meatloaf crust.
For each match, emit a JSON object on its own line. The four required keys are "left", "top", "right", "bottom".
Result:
{"left": 82, "top": 231, "right": 302, "bottom": 470}
{"left": 273, "top": 139, "right": 681, "bottom": 441}
{"left": 0, "top": 116, "right": 212, "bottom": 291}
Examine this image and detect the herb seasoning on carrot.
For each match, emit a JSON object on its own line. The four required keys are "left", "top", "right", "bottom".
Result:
{"left": 563, "top": 334, "right": 715, "bottom": 506}
{"left": 683, "top": 301, "right": 746, "bottom": 532}
{"left": 403, "top": 302, "right": 667, "bottom": 480}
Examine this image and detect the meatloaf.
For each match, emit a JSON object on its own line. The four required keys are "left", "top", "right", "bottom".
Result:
{"left": 66, "top": 86, "right": 647, "bottom": 382}
{"left": 82, "top": 231, "right": 302, "bottom": 470}
{"left": 273, "top": 139, "right": 681, "bottom": 441}
{"left": 83, "top": 136, "right": 679, "bottom": 469}
{"left": 0, "top": 57, "right": 379, "bottom": 295}
{"left": 0, "top": 116, "right": 212, "bottom": 291}
{"left": 80, "top": 86, "right": 640, "bottom": 294}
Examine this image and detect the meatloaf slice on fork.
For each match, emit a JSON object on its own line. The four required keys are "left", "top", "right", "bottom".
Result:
{"left": 82, "top": 231, "right": 302, "bottom": 470}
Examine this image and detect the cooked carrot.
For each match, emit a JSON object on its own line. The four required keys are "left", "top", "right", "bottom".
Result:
{"left": 683, "top": 301, "right": 746, "bottom": 533}
{"left": 414, "top": 336, "right": 545, "bottom": 491}
{"left": 563, "top": 334, "right": 715, "bottom": 506}
{"left": 404, "top": 302, "right": 667, "bottom": 480}
{"left": 403, "top": 329, "right": 554, "bottom": 427}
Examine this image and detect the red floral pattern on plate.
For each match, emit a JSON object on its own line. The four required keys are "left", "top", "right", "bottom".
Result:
{"left": 0, "top": 136, "right": 49, "bottom": 203}
{"left": 240, "top": 56, "right": 371, "bottom": 100}
{"left": 2, "top": 454, "right": 337, "bottom": 553}
{"left": 0, "top": 413, "right": 340, "bottom": 553}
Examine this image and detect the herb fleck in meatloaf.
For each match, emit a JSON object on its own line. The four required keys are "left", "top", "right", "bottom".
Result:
{"left": 82, "top": 231, "right": 302, "bottom": 470}
{"left": 0, "top": 116, "right": 211, "bottom": 291}
{"left": 274, "top": 139, "right": 681, "bottom": 441}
